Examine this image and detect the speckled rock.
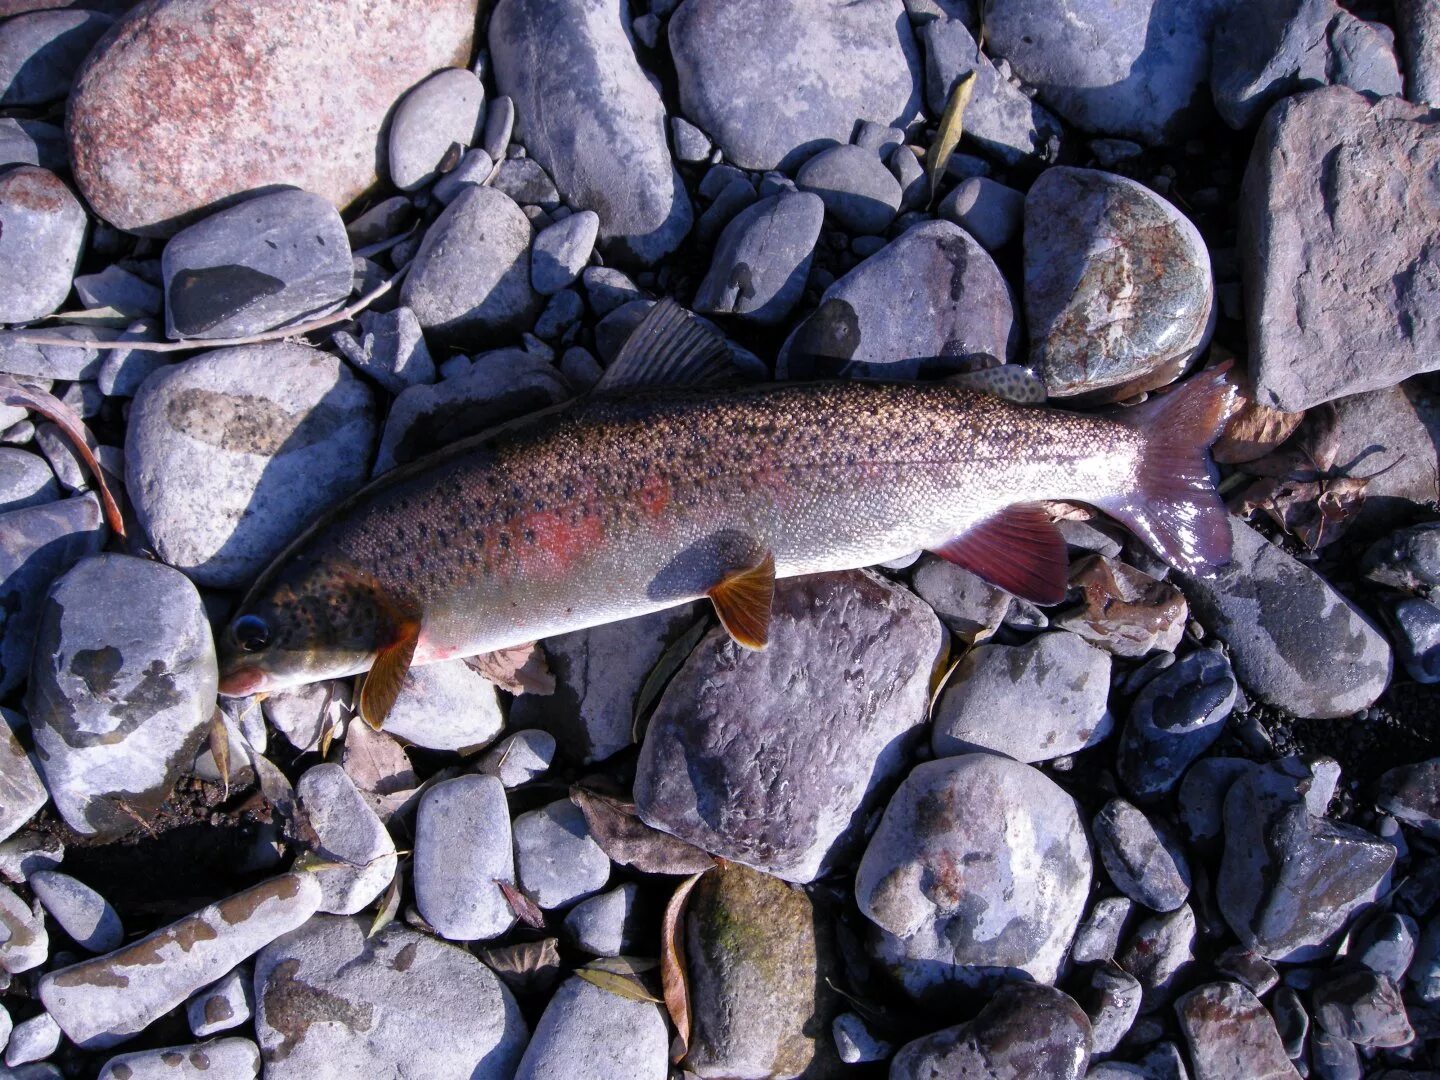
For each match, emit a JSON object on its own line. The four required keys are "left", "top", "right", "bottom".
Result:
{"left": 0, "top": 882, "right": 47, "bottom": 973}
{"left": 96, "top": 1038, "right": 261, "bottom": 1080}
{"left": 0, "top": 9, "right": 112, "bottom": 106}
{"left": 1084, "top": 963, "right": 1143, "bottom": 1054}
{"left": 253, "top": 915, "right": 528, "bottom": 1080}
{"left": 159, "top": 189, "right": 351, "bottom": 340}
{"left": 1117, "top": 648, "right": 1237, "bottom": 802}
{"left": 514, "top": 974, "right": 667, "bottom": 1080}
{"left": 388, "top": 68, "right": 485, "bottom": 191}
{"left": 1116, "top": 904, "right": 1196, "bottom": 1009}
{"left": 399, "top": 185, "right": 540, "bottom": 345}
{"left": 891, "top": 983, "right": 1092, "bottom": 1080}
{"left": 778, "top": 219, "right": 1017, "bottom": 379}
{"left": 125, "top": 343, "right": 376, "bottom": 588}
{"left": 28, "top": 871, "right": 122, "bottom": 953}
{"left": 795, "top": 144, "right": 902, "bottom": 235}
{"left": 67, "top": 0, "right": 478, "bottom": 235}
{"left": 39, "top": 873, "right": 322, "bottom": 1049}
{"left": 1093, "top": 799, "right": 1191, "bottom": 912}
{"left": 855, "top": 754, "right": 1091, "bottom": 998}
{"left": 1072, "top": 896, "right": 1133, "bottom": 965}
{"left": 294, "top": 764, "right": 396, "bottom": 915}
{"left": 0, "top": 166, "right": 87, "bottom": 323}
{"left": 1177, "top": 518, "right": 1392, "bottom": 719}
{"left": 1243, "top": 88, "right": 1440, "bottom": 411}
{"left": 490, "top": 0, "right": 691, "bottom": 265}
{"left": 693, "top": 192, "right": 824, "bottom": 325}
{"left": 669, "top": 0, "right": 921, "bottom": 172}
{"left": 27, "top": 555, "right": 216, "bottom": 838}
{"left": 683, "top": 862, "right": 829, "bottom": 1080}
{"left": 414, "top": 775, "right": 515, "bottom": 942}
{"left": 186, "top": 968, "right": 252, "bottom": 1038}
{"left": 636, "top": 572, "right": 943, "bottom": 883}
{"left": 1025, "top": 167, "right": 1213, "bottom": 402}
{"left": 513, "top": 799, "right": 609, "bottom": 910}
{"left": 1175, "top": 981, "right": 1301, "bottom": 1080}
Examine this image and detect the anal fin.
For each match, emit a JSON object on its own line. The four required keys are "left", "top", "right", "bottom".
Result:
{"left": 932, "top": 504, "right": 1069, "bottom": 605}
{"left": 707, "top": 552, "right": 775, "bottom": 649}
{"left": 359, "top": 620, "right": 421, "bottom": 730}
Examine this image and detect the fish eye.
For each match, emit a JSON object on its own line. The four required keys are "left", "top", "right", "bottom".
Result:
{"left": 232, "top": 614, "right": 271, "bottom": 653}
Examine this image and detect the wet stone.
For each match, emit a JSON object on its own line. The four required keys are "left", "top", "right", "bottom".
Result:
{"left": 1213, "top": 946, "right": 1279, "bottom": 996}
{"left": 475, "top": 729, "right": 555, "bottom": 788}
{"left": 1025, "top": 167, "right": 1213, "bottom": 403}
{"left": 39, "top": 872, "right": 322, "bottom": 1049}
{"left": 1311, "top": 970, "right": 1415, "bottom": 1047}
{"left": 795, "top": 144, "right": 902, "bottom": 235}
{"left": 1116, "top": 904, "right": 1196, "bottom": 1010}
{"left": 693, "top": 191, "right": 824, "bottom": 325}
{"left": 1055, "top": 556, "right": 1187, "bottom": 657}
{"left": 856, "top": 754, "right": 1091, "bottom": 999}
{"left": 125, "top": 342, "right": 376, "bottom": 589}
{"left": 161, "top": 189, "right": 352, "bottom": 340}
{"left": 513, "top": 974, "right": 667, "bottom": 1080}
{"left": 890, "top": 982, "right": 1092, "bottom": 1080}
{"left": 0, "top": 167, "right": 88, "bottom": 324}
{"left": 254, "top": 915, "right": 528, "bottom": 1080}
{"left": 1118, "top": 648, "right": 1237, "bottom": 802}
{"left": 1272, "top": 985, "right": 1309, "bottom": 1058}
{"left": 562, "top": 882, "right": 641, "bottom": 957}
{"left": 1084, "top": 962, "right": 1143, "bottom": 1055}
{"left": 933, "top": 631, "right": 1112, "bottom": 764}
{"left": 1363, "top": 523, "right": 1440, "bottom": 594}
{"left": 0, "top": 883, "right": 47, "bottom": 973}
{"left": 1352, "top": 914, "right": 1418, "bottom": 984}
{"left": 669, "top": 0, "right": 921, "bottom": 173}
{"left": 388, "top": 67, "right": 484, "bottom": 191}
{"left": 531, "top": 210, "right": 598, "bottom": 296}
{"left": 1377, "top": 758, "right": 1440, "bottom": 838}
{"left": 1175, "top": 981, "right": 1301, "bottom": 1080}
{"left": 0, "top": 722, "right": 45, "bottom": 844}
{"left": 1391, "top": 598, "right": 1440, "bottom": 683}
{"left": 96, "top": 1038, "right": 261, "bottom": 1080}
{"left": 294, "top": 764, "right": 396, "bottom": 916}
{"left": 778, "top": 219, "right": 1017, "bottom": 380}
{"left": 414, "top": 775, "right": 515, "bottom": 942}
{"left": 28, "top": 871, "right": 122, "bottom": 953}
{"left": 186, "top": 967, "right": 252, "bottom": 1037}
{"left": 513, "top": 798, "right": 609, "bottom": 910}
{"left": 331, "top": 306, "right": 435, "bottom": 396}
{"left": 28, "top": 554, "right": 217, "bottom": 838}
{"left": 1310, "top": 1029, "right": 1361, "bottom": 1080}
{"left": 1093, "top": 799, "right": 1191, "bottom": 912}
{"left": 1073, "top": 896, "right": 1133, "bottom": 966}
{"left": 636, "top": 572, "right": 942, "bottom": 882}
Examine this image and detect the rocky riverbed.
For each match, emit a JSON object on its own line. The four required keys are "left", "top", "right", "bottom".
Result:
{"left": 0, "top": 0, "right": 1438, "bottom": 1077}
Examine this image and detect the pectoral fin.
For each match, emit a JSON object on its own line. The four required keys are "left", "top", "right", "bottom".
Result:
{"left": 707, "top": 553, "right": 775, "bottom": 649}
{"left": 359, "top": 620, "right": 421, "bottom": 730}
{"left": 932, "top": 504, "right": 1069, "bottom": 605}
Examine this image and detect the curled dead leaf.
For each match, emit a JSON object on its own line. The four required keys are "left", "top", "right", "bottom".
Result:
{"left": 576, "top": 963, "right": 662, "bottom": 1004}
{"left": 368, "top": 866, "right": 403, "bottom": 938}
{"left": 926, "top": 70, "right": 976, "bottom": 209}
{"left": 476, "top": 937, "right": 563, "bottom": 995}
{"left": 662, "top": 870, "right": 706, "bottom": 1063}
{"left": 468, "top": 642, "right": 555, "bottom": 695}
{"left": 1213, "top": 394, "right": 1305, "bottom": 465}
{"left": 497, "top": 879, "right": 546, "bottom": 929}
{"left": 208, "top": 708, "right": 233, "bottom": 801}
{"left": 570, "top": 787, "right": 715, "bottom": 875}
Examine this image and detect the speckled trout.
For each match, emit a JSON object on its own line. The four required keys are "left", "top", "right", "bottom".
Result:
{"left": 217, "top": 301, "right": 1235, "bottom": 728}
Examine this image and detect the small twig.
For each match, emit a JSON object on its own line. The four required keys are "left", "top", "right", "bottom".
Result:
{"left": 353, "top": 226, "right": 417, "bottom": 260}
{"left": 4, "top": 265, "right": 410, "bottom": 353}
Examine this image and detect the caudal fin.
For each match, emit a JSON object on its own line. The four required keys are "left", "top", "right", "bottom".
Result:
{"left": 1100, "top": 363, "right": 1237, "bottom": 573}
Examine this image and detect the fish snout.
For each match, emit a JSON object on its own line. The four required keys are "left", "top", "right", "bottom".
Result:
{"left": 218, "top": 663, "right": 270, "bottom": 697}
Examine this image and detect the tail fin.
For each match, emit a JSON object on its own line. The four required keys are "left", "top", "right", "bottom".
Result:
{"left": 1100, "top": 363, "right": 1237, "bottom": 573}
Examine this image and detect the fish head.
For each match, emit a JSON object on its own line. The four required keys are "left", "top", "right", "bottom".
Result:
{"left": 217, "top": 554, "right": 396, "bottom": 698}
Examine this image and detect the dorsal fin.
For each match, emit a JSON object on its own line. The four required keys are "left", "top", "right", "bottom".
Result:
{"left": 932, "top": 504, "right": 1069, "bottom": 605}
{"left": 707, "top": 552, "right": 775, "bottom": 649}
{"left": 595, "top": 299, "right": 735, "bottom": 391}
{"left": 945, "top": 365, "right": 1048, "bottom": 404}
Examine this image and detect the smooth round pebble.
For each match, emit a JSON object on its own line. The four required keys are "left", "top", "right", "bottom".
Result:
{"left": 795, "top": 144, "right": 902, "bottom": 235}
{"left": 513, "top": 799, "right": 609, "bottom": 910}
{"left": 415, "top": 775, "right": 516, "bottom": 942}
{"left": 389, "top": 67, "right": 485, "bottom": 191}
{"left": 0, "top": 167, "right": 87, "bottom": 324}
{"left": 27, "top": 871, "right": 123, "bottom": 953}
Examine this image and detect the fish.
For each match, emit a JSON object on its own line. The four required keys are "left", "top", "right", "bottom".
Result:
{"left": 217, "top": 300, "right": 1236, "bottom": 729}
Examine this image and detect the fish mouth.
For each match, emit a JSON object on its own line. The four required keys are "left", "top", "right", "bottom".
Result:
{"left": 218, "top": 665, "right": 269, "bottom": 697}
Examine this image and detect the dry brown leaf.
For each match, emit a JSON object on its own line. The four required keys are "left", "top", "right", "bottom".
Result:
{"left": 662, "top": 870, "right": 706, "bottom": 1063}
{"left": 576, "top": 965, "right": 662, "bottom": 1004}
{"left": 368, "top": 866, "right": 403, "bottom": 938}
{"left": 497, "top": 880, "right": 546, "bottom": 929}
{"left": 1213, "top": 395, "right": 1305, "bottom": 465}
{"left": 208, "top": 708, "right": 233, "bottom": 801}
{"left": 476, "top": 938, "right": 563, "bottom": 995}
{"left": 927, "top": 70, "right": 977, "bottom": 208}
{"left": 570, "top": 787, "right": 715, "bottom": 875}
{"left": 469, "top": 642, "right": 555, "bottom": 695}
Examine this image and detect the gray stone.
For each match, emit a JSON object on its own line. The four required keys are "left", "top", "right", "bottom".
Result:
{"left": 1175, "top": 982, "right": 1301, "bottom": 1080}
{"left": 399, "top": 185, "right": 541, "bottom": 344}
{"left": 637, "top": 572, "right": 943, "bottom": 882}
{"left": 536, "top": 290, "right": 584, "bottom": 342}
{"left": 160, "top": 189, "right": 352, "bottom": 340}
{"left": 261, "top": 680, "right": 348, "bottom": 753}
{"left": 0, "top": 328, "right": 117, "bottom": 384}
{"left": 295, "top": 764, "right": 395, "bottom": 916}
{"left": 1214, "top": 947, "right": 1279, "bottom": 996}
{"left": 1310, "top": 1029, "right": 1361, "bottom": 1080}
{"left": 0, "top": 167, "right": 87, "bottom": 324}
{"left": 1313, "top": 970, "right": 1413, "bottom": 1048}
{"left": 910, "top": 555, "right": 1011, "bottom": 640}
{"left": 514, "top": 974, "right": 667, "bottom": 1080}
{"left": 33, "top": 422, "right": 86, "bottom": 492}
{"left": 1093, "top": 799, "right": 1191, "bottom": 912}
{"left": 345, "top": 196, "right": 413, "bottom": 247}
{"left": 96, "top": 322, "right": 168, "bottom": 398}
{"left": 4, "top": 1011, "right": 59, "bottom": 1066}
{"left": 28, "top": 871, "right": 122, "bottom": 953}
{"left": 1352, "top": 913, "right": 1418, "bottom": 983}
{"left": 1378, "top": 758, "right": 1440, "bottom": 838}
{"left": 856, "top": 754, "right": 1091, "bottom": 998}
{"left": 1219, "top": 759, "right": 1396, "bottom": 961}
{"left": 0, "top": 883, "right": 47, "bottom": 973}
{"left": 832, "top": 1011, "right": 891, "bottom": 1064}
{"left": 414, "top": 775, "right": 515, "bottom": 942}
{"left": 511, "top": 604, "right": 700, "bottom": 766}
{"left": 1177, "top": 518, "right": 1392, "bottom": 719}
{"left": 986, "top": 0, "right": 1233, "bottom": 144}
{"left": 795, "top": 144, "right": 902, "bottom": 235}
{"left": 778, "top": 219, "right": 1017, "bottom": 379}
{"left": 1118, "top": 648, "right": 1237, "bottom": 802}
{"left": 254, "top": 915, "right": 528, "bottom": 1080}
{"left": 1391, "top": 598, "right": 1440, "bottom": 683}
{"left": 125, "top": 342, "right": 376, "bottom": 588}
{"left": 186, "top": 968, "right": 252, "bottom": 1037}
{"left": 693, "top": 176, "right": 757, "bottom": 245}
{"left": 1363, "top": 523, "right": 1440, "bottom": 594}
{"left": 1025, "top": 167, "right": 1213, "bottom": 402}
{"left": 1117, "top": 904, "right": 1196, "bottom": 1009}
{"left": 73, "top": 266, "right": 161, "bottom": 320}
{"left": 66, "top": 0, "right": 478, "bottom": 237}
{"left": 939, "top": 176, "right": 1025, "bottom": 252}
{"left": 0, "top": 724, "right": 45, "bottom": 844}
{"left": 382, "top": 659, "right": 506, "bottom": 753}
{"left": 513, "top": 799, "right": 609, "bottom": 909}
{"left": 0, "top": 831, "right": 62, "bottom": 885}
{"left": 1179, "top": 757, "right": 1252, "bottom": 849}
{"left": 482, "top": 95, "right": 516, "bottom": 162}
{"left": 39, "top": 873, "right": 321, "bottom": 1049}
{"left": 97, "top": 1038, "right": 260, "bottom": 1080}
{"left": 933, "top": 631, "right": 1112, "bottom": 764}
{"left": 388, "top": 68, "right": 484, "bottom": 191}
{"left": 891, "top": 983, "right": 1093, "bottom": 1080}
{"left": 580, "top": 266, "right": 642, "bottom": 316}
{"left": 1243, "top": 88, "right": 1440, "bottom": 412}
{"left": 889, "top": 144, "right": 928, "bottom": 211}
{"left": 490, "top": 0, "right": 691, "bottom": 265}
{"left": 475, "top": 729, "right": 555, "bottom": 788}
{"left": 372, "top": 350, "right": 569, "bottom": 475}
{"left": 0, "top": 9, "right": 111, "bottom": 106}
{"left": 431, "top": 147, "right": 496, "bottom": 205}
{"left": 670, "top": 0, "right": 921, "bottom": 172}
{"left": 492, "top": 157, "right": 560, "bottom": 208}
{"left": 562, "top": 882, "right": 642, "bottom": 957}
{"left": 1085, "top": 963, "right": 1143, "bottom": 1054}
{"left": 532, "top": 210, "right": 599, "bottom": 295}
{"left": 1213, "top": 0, "right": 1402, "bottom": 129}
{"left": 0, "top": 118, "right": 65, "bottom": 172}
{"left": 671, "top": 116, "right": 712, "bottom": 162}
{"left": 854, "top": 120, "right": 906, "bottom": 158}
{"left": 693, "top": 192, "right": 823, "bottom": 325}
{"left": 920, "top": 17, "right": 1063, "bottom": 166}
{"left": 1073, "top": 896, "right": 1133, "bottom": 965}
{"left": 331, "top": 306, "right": 435, "bottom": 395}
{"left": 28, "top": 555, "right": 216, "bottom": 838}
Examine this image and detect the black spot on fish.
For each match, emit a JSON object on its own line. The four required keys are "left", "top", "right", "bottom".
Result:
{"left": 167, "top": 265, "right": 286, "bottom": 336}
